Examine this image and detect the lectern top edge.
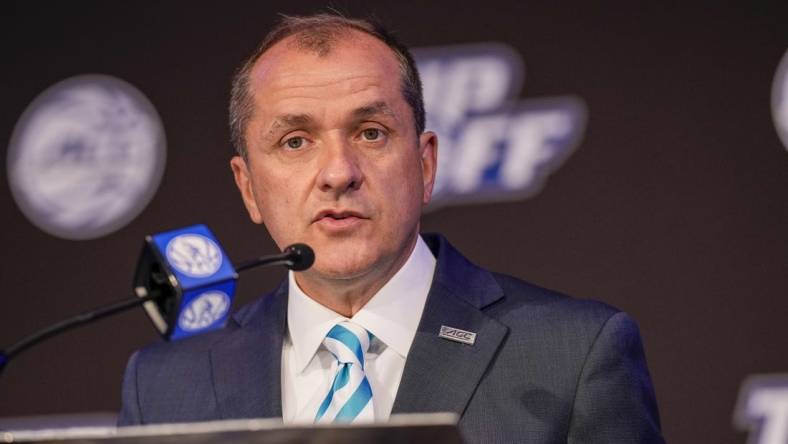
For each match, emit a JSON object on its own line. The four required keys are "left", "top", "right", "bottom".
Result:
{"left": 3, "top": 412, "right": 462, "bottom": 443}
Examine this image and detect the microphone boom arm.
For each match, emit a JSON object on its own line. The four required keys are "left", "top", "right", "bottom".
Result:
{"left": 0, "top": 292, "right": 161, "bottom": 376}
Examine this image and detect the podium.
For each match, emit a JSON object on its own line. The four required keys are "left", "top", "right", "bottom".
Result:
{"left": 2, "top": 413, "right": 463, "bottom": 443}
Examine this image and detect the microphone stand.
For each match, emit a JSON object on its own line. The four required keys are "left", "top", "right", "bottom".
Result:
{"left": 0, "top": 292, "right": 161, "bottom": 376}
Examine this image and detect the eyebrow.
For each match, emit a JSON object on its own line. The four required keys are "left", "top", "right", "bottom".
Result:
{"left": 351, "top": 101, "right": 398, "bottom": 122}
{"left": 270, "top": 114, "right": 314, "bottom": 130}
{"left": 265, "top": 114, "right": 314, "bottom": 140}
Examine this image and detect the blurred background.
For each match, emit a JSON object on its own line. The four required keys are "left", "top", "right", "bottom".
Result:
{"left": 2, "top": 2, "right": 787, "bottom": 443}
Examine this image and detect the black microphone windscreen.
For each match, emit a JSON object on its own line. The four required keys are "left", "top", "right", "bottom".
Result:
{"left": 284, "top": 243, "right": 315, "bottom": 271}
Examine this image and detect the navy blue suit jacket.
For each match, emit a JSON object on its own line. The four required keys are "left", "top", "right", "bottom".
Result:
{"left": 119, "top": 234, "right": 664, "bottom": 443}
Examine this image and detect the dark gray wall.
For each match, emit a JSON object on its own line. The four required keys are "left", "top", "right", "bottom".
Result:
{"left": 2, "top": 2, "right": 787, "bottom": 443}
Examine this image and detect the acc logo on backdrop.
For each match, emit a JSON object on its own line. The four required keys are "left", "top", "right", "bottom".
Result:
{"left": 772, "top": 49, "right": 788, "bottom": 152}
{"left": 6, "top": 74, "right": 166, "bottom": 240}
{"left": 734, "top": 374, "right": 788, "bottom": 444}
{"left": 414, "top": 43, "right": 587, "bottom": 209}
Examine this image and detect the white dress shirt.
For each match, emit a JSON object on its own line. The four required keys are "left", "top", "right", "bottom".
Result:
{"left": 281, "top": 236, "right": 437, "bottom": 423}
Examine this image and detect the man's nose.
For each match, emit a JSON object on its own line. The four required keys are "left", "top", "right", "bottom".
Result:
{"left": 316, "top": 138, "right": 364, "bottom": 195}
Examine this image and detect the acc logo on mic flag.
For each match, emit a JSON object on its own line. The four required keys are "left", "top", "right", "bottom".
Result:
{"left": 6, "top": 74, "right": 166, "bottom": 240}
{"left": 166, "top": 234, "right": 223, "bottom": 278}
{"left": 178, "top": 291, "right": 231, "bottom": 332}
{"left": 414, "top": 43, "right": 587, "bottom": 209}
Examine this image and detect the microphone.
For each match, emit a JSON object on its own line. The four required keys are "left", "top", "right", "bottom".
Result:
{"left": 284, "top": 243, "right": 315, "bottom": 271}
{"left": 236, "top": 243, "right": 315, "bottom": 272}
{"left": 0, "top": 224, "right": 313, "bottom": 375}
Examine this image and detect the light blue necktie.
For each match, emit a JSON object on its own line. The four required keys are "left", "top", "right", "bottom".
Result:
{"left": 314, "top": 321, "right": 375, "bottom": 423}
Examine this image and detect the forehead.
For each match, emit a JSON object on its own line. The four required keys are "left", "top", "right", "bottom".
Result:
{"left": 247, "top": 30, "right": 406, "bottom": 117}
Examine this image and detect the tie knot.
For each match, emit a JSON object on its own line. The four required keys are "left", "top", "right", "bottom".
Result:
{"left": 323, "top": 321, "right": 371, "bottom": 365}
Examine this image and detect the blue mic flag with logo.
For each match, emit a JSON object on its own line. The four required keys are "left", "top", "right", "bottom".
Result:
{"left": 135, "top": 224, "right": 237, "bottom": 341}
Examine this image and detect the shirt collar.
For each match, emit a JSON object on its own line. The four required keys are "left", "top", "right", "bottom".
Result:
{"left": 287, "top": 235, "right": 436, "bottom": 373}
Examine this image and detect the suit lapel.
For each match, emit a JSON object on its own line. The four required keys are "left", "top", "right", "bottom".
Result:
{"left": 210, "top": 281, "right": 287, "bottom": 420}
{"left": 392, "top": 235, "right": 509, "bottom": 416}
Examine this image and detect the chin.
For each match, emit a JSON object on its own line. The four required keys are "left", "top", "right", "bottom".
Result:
{"left": 310, "top": 249, "right": 375, "bottom": 281}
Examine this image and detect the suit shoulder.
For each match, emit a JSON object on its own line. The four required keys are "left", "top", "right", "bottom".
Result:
{"left": 485, "top": 273, "right": 643, "bottom": 364}
{"left": 489, "top": 272, "right": 621, "bottom": 326}
{"left": 133, "top": 324, "right": 230, "bottom": 364}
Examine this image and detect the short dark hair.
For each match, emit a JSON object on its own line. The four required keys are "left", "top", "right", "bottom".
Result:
{"left": 229, "top": 13, "right": 425, "bottom": 159}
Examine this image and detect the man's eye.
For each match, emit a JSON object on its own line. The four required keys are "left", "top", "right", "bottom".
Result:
{"left": 284, "top": 137, "right": 304, "bottom": 149}
{"left": 361, "top": 128, "right": 382, "bottom": 141}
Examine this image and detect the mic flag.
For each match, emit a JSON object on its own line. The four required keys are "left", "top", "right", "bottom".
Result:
{"left": 133, "top": 224, "right": 237, "bottom": 341}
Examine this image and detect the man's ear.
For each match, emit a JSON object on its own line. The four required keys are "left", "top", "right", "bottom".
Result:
{"left": 419, "top": 131, "right": 438, "bottom": 205}
{"left": 230, "top": 156, "right": 263, "bottom": 224}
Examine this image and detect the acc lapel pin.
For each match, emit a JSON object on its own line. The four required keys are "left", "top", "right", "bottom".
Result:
{"left": 439, "top": 325, "right": 477, "bottom": 345}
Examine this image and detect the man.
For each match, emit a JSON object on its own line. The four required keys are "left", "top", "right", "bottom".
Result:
{"left": 119, "top": 14, "right": 664, "bottom": 443}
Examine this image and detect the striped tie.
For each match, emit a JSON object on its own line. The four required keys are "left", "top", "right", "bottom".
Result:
{"left": 314, "top": 321, "right": 375, "bottom": 423}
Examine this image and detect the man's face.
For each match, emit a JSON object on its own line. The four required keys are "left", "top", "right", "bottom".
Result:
{"left": 231, "top": 31, "right": 437, "bottom": 285}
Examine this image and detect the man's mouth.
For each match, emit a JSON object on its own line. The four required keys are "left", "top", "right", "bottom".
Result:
{"left": 314, "top": 209, "right": 365, "bottom": 221}
{"left": 313, "top": 209, "right": 367, "bottom": 230}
